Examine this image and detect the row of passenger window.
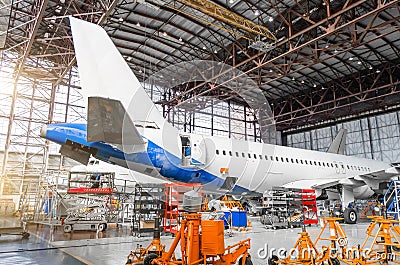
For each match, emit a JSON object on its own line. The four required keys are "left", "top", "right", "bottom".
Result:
{"left": 215, "top": 149, "right": 371, "bottom": 172}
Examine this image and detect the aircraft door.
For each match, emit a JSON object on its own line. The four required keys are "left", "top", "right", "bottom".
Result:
{"left": 190, "top": 134, "right": 206, "bottom": 166}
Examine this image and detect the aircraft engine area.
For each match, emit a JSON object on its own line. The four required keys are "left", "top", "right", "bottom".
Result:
{"left": 1, "top": 0, "right": 400, "bottom": 264}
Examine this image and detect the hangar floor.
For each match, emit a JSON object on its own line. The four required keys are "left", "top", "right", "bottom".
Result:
{"left": 0, "top": 216, "right": 375, "bottom": 265}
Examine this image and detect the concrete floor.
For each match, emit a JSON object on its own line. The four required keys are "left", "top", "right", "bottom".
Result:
{"left": 0, "top": 216, "right": 379, "bottom": 265}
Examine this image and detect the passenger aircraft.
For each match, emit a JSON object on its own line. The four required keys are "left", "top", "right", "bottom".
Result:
{"left": 40, "top": 17, "right": 400, "bottom": 223}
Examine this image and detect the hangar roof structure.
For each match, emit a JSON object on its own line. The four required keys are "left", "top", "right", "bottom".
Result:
{"left": 2, "top": 0, "right": 399, "bottom": 132}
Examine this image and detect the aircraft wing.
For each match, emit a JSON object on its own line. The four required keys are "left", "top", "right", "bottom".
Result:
{"left": 283, "top": 166, "right": 400, "bottom": 191}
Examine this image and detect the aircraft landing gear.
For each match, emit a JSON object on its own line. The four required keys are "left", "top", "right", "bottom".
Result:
{"left": 343, "top": 208, "right": 357, "bottom": 224}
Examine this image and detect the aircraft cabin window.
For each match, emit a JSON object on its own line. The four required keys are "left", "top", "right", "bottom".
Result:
{"left": 236, "top": 152, "right": 239, "bottom": 157}
{"left": 296, "top": 159, "right": 299, "bottom": 163}
{"left": 347, "top": 165, "right": 350, "bottom": 169}
{"left": 286, "top": 158, "right": 289, "bottom": 162}
{"left": 313, "top": 161, "right": 317, "bottom": 166}
{"left": 223, "top": 150, "right": 226, "bottom": 155}
{"left": 265, "top": 155, "right": 268, "bottom": 160}
{"left": 270, "top": 156, "right": 274, "bottom": 161}
{"left": 331, "top": 163, "right": 334, "bottom": 167}
{"left": 216, "top": 150, "right": 219, "bottom": 155}
{"left": 281, "top": 157, "right": 284, "bottom": 162}
{"left": 242, "top": 153, "right": 245, "bottom": 158}
{"left": 305, "top": 160, "right": 308, "bottom": 165}
{"left": 300, "top": 160, "right": 303, "bottom": 164}
{"left": 254, "top": 154, "right": 257, "bottom": 159}
{"left": 248, "top": 153, "right": 251, "bottom": 158}
{"left": 259, "top": 155, "right": 263, "bottom": 159}
{"left": 291, "top": 158, "right": 294, "bottom": 163}
{"left": 322, "top": 162, "right": 325, "bottom": 167}
{"left": 318, "top": 162, "right": 321, "bottom": 166}
{"left": 229, "top": 151, "right": 232, "bottom": 156}
{"left": 276, "top": 157, "right": 279, "bottom": 161}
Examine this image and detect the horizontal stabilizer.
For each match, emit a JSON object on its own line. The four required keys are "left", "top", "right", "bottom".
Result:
{"left": 87, "top": 97, "right": 145, "bottom": 145}
{"left": 60, "top": 139, "right": 97, "bottom": 164}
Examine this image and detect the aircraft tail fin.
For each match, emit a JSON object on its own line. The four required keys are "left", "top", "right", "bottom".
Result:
{"left": 327, "top": 128, "right": 347, "bottom": 155}
{"left": 69, "top": 17, "right": 168, "bottom": 143}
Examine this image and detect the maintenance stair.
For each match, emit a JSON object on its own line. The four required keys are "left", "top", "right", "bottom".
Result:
{"left": 384, "top": 179, "right": 400, "bottom": 220}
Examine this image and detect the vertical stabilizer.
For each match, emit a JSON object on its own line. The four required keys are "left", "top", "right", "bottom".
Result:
{"left": 327, "top": 128, "right": 347, "bottom": 155}
{"left": 69, "top": 17, "right": 180, "bottom": 155}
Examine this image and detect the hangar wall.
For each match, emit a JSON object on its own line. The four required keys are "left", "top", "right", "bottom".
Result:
{"left": 285, "top": 111, "right": 400, "bottom": 163}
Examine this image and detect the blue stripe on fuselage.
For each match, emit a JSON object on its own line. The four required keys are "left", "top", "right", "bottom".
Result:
{"left": 44, "top": 123, "right": 250, "bottom": 194}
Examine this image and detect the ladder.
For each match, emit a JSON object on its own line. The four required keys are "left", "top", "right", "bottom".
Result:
{"left": 384, "top": 180, "right": 400, "bottom": 220}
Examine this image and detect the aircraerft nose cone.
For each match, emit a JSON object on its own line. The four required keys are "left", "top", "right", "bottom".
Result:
{"left": 40, "top": 125, "right": 47, "bottom": 138}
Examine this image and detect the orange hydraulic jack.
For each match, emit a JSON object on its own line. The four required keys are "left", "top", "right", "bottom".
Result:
{"left": 151, "top": 213, "right": 251, "bottom": 265}
{"left": 269, "top": 218, "right": 347, "bottom": 265}
{"left": 126, "top": 218, "right": 166, "bottom": 265}
{"left": 340, "top": 216, "right": 400, "bottom": 265}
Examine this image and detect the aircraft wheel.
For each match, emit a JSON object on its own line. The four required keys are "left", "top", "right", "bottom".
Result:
{"left": 98, "top": 223, "right": 107, "bottom": 232}
{"left": 64, "top": 224, "right": 72, "bottom": 233}
{"left": 268, "top": 255, "right": 279, "bottom": 265}
{"left": 329, "top": 257, "right": 340, "bottom": 265}
{"left": 343, "top": 208, "right": 357, "bottom": 224}
{"left": 143, "top": 253, "right": 158, "bottom": 265}
{"left": 238, "top": 255, "right": 253, "bottom": 265}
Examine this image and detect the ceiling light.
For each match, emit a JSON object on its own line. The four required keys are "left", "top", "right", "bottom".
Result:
{"left": 348, "top": 57, "right": 353, "bottom": 61}
{"left": 136, "top": 22, "right": 141, "bottom": 27}
{"left": 376, "top": 69, "right": 381, "bottom": 73}
{"left": 325, "top": 44, "right": 329, "bottom": 48}
{"left": 321, "top": 86, "right": 326, "bottom": 90}
{"left": 369, "top": 65, "right": 373, "bottom": 70}
{"left": 254, "top": 9, "right": 260, "bottom": 16}
{"left": 357, "top": 61, "right": 362, "bottom": 65}
{"left": 269, "top": 69, "right": 273, "bottom": 73}
{"left": 163, "top": 32, "right": 167, "bottom": 36}
{"left": 139, "top": 69, "right": 143, "bottom": 73}
{"left": 313, "top": 84, "right": 317, "bottom": 88}
{"left": 179, "top": 37, "right": 183, "bottom": 42}
{"left": 214, "top": 50, "right": 218, "bottom": 54}
{"left": 229, "top": 0, "right": 234, "bottom": 3}
{"left": 60, "top": 0, "right": 65, "bottom": 3}
{"left": 301, "top": 80, "right": 305, "bottom": 84}
{"left": 203, "top": 46, "right": 206, "bottom": 50}
{"left": 278, "top": 73, "right": 282, "bottom": 76}
{"left": 119, "top": 17, "right": 124, "bottom": 22}
{"left": 334, "top": 49, "right": 338, "bottom": 53}
{"left": 268, "top": 17, "right": 273, "bottom": 22}
{"left": 292, "top": 77, "right": 295, "bottom": 81}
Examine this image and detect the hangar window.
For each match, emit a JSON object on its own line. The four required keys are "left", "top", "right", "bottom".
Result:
{"left": 216, "top": 150, "right": 219, "bottom": 155}
{"left": 229, "top": 151, "right": 232, "bottom": 156}
{"left": 223, "top": 150, "right": 226, "bottom": 155}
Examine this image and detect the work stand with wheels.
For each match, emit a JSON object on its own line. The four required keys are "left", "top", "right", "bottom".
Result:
{"left": 62, "top": 171, "right": 115, "bottom": 233}
{"left": 261, "top": 187, "right": 318, "bottom": 229}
